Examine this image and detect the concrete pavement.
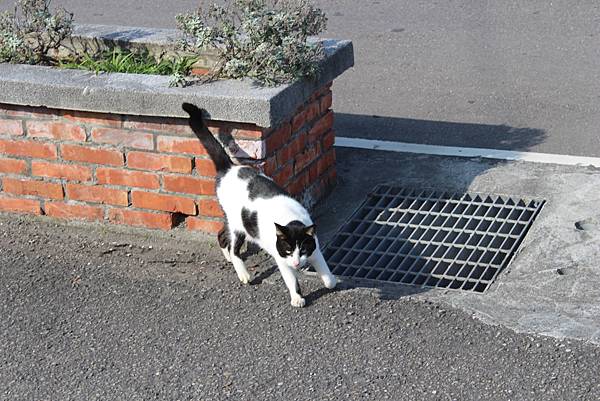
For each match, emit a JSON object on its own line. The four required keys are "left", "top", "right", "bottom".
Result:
{"left": 317, "top": 148, "right": 600, "bottom": 344}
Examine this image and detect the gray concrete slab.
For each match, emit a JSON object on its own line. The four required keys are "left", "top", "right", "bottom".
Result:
{"left": 6, "top": 0, "right": 598, "bottom": 156}
{"left": 315, "top": 147, "right": 600, "bottom": 344}
{"left": 0, "top": 24, "right": 353, "bottom": 127}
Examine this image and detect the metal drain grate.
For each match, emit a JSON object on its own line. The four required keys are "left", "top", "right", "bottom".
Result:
{"left": 323, "top": 185, "right": 545, "bottom": 293}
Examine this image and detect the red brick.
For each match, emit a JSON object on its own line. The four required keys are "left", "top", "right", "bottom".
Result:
{"left": 96, "top": 168, "right": 159, "bottom": 189}
{"left": 322, "top": 130, "right": 335, "bottom": 150}
{"left": 186, "top": 216, "right": 224, "bottom": 233}
{"left": 2, "top": 177, "right": 63, "bottom": 199}
{"left": 308, "top": 160, "right": 320, "bottom": 182}
{"left": 0, "top": 139, "right": 57, "bottom": 159}
{"left": 0, "top": 119, "right": 23, "bottom": 136}
{"left": 308, "top": 111, "right": 334, "bottom": 142}
{"left": 66, "top": 183, "right": 128, "bottom": 206}
{"left": 199, "top": 198, "right": 224, "bottom": 218}
{"left": 292, "top": 108, "right": 306, "bottom": 132}
{"left": 62, "top": 110, "right": 121, "bottom": 128}
{"left": 304, "top": 100, "right": 321, "bottom": 125}
{"left": 260, "top": 156, "right": 278, "bottom": 177}
{"left": 163, "top": 175, "right": 216, "bottom": 196}
{"left": 273, "top": 162, "right": 293, "bottom": 187}
{"left": 208, "top": 121, "right": 264, "bottom": 139}
{"left": 195, "top": 158, "right": 217, "bottom": 177}
{"left": 1, "top": 104, "right": 58, "bottom": 119}
{"left": 265, "top": 123, "right": 292, "bottom": 153}
{"left": 91, "top": 128, "right": 153, "bottom": 150}
{"left": 45, "top": 201, "right": 104, "bottom": 221}
{"left": 0, "top": 195, "right": 41, "bottom": 215}
{"left": 286, "top": 172, "right": 309, "bottom": 196}
{"left": 310, "top": 85, "right": 331, "bottom": 102}
{"left": 108, "top": 208, "right": 174, "bottom": 230}
{"left": 232, "top": 127, "right": 264, "bottom": 140}
{"left": 0, "top": 158, "right": 27, "bottom": 174}
{"left": 320, "top": 92, "right": 333, "bottom": 112}
{"left": 124, "top": 116, "right": 191, "bottom": 135}
{"left": 206, "top": 121, "right": 232, "bottom": 137}
{"left": 131, "top": 191, "right": 196, "bottom": 215}
{"left": 294, "top": 143, "right": 321, "bottom": 174}
{"left": 61, "top": 144, "right": 124, "bottom": 166}
{"left": 31, "top": 161, "right": 92, "bottom": 182}
{"left": 326, "top": 168, "right": 337, "bottom": 185}
{"left": 277, "top": 134, "right": 307, "bottom": 165}
{"left": 191, "top": 67, "right": 211, "bottom": 76}
{"left": 157, "top": 136, "right": 208, "bottom": 156}
{"left": 26, "top": 121, "right": 86, "bottom": 141}
{"left": 317, "top": 149, "right": 336, "bottom": 177}
{"left": 127, "top": 151, "right": 192, "bottom": 174}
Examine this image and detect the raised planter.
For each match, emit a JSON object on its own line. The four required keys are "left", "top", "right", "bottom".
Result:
{"left": 0, "top": 24, "right": 353, "bottom": 233}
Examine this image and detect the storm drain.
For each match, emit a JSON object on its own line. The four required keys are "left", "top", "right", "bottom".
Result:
{"left": 323, "top": 185, "right": 545, "bottom": 293}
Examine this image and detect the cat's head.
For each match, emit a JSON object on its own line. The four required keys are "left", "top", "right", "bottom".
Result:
{"left": 275, "top": 221, "right": 316, "bottom": 269}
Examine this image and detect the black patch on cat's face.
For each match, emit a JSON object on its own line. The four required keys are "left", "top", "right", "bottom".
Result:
{"left": 237, "top": 167, "right": 287, "bottom": 200}
{"left": 241, "top": 208, "right": 259, "bottom": 238}
{"left": 275, "top": 221, "right": 316, "bottom": 258}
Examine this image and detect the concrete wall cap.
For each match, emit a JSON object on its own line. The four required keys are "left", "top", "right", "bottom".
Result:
{"left": 0, "top": 24, "right": 354, "bottom": 128}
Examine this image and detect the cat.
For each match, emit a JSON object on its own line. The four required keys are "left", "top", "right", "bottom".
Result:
{"left": 182, "top": 103, "right": 337, "bottom": 307}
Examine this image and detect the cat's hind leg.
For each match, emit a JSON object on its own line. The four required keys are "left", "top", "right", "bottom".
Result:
{"left": 217, "top": 224, "right": 231, "bottom": 262}
{"left": 309, "top": 248, "right": 337, "bottom": 289}
{"left": 230, "top": 231, "right": 251, "bottom": 284}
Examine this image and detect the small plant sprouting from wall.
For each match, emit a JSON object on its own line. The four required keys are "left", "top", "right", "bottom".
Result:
{"left": 0, "top": 0, "right": 73, "bottom": 64}
{"left": 176, "top": 0, "right": 328, "bottom": 86}
{"left": 59, "top": 49, "right": 198, "bottom": 82}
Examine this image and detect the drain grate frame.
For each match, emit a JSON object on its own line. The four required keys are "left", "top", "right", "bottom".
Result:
{"left": 323, "top": 185, "right": 545, "bottom": 293}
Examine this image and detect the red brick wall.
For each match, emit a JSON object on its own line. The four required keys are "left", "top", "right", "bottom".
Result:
{"left": 0, "top": 83, "right": 336, "bottom": 233}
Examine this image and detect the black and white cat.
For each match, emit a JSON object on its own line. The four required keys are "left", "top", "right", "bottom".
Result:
{"left": 182, "top": 103, "right": 337, "bottom": 307}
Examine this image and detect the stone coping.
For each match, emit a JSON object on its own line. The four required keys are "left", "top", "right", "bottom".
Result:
{"left": 0, "top": 24, "right": 354, "bottom": 128}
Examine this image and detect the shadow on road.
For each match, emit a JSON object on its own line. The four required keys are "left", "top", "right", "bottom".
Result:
{"left": 335, "top": 113, "right": 547, "bottom": 151}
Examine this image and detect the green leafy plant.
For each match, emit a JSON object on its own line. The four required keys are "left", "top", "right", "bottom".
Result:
{"left": 176, "top": 0, "right": 327, "bottom": 86}
{"left": 0, "top": 0, "right": 73, "bottom": 64}
{"left": 58, "top": 48, "right": 198, "bottom": 85}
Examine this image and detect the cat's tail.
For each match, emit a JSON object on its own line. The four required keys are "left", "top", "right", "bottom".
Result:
{"left": 182, "top": 103, "right": 232, "bottom": 173}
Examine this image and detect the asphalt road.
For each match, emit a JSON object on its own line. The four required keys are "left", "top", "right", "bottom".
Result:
{"left": 1, "top": 214, "right": 599, "bottom": 401}
{"left": 2, "top": 0, "right": 599, "bottom": 156}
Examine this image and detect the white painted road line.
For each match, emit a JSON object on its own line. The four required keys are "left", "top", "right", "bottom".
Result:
{"left": 334, "top": 136, "right": 600, "bottom": 168}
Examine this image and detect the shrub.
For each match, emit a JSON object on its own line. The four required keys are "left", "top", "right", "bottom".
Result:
{"left": 0, "top": 0, "right": 73, "bottom": 64}
{"left": 176, "top": 0, "right": 327, "bottom": 86}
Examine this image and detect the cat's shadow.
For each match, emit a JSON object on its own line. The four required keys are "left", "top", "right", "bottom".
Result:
{"left": 250, "top": 265, "right": 277, "bottom": 285}
{"left": 303, "top": 286, "right": 342, "bottom": 306}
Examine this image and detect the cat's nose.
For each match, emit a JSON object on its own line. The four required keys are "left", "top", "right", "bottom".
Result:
{"left": 292, "top": 260, "right": 300, "bottom": 267}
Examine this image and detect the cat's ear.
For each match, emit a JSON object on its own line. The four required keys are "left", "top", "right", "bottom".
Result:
{"left": 274, "top": 223, "right": 287, "bottom": 238}
{"left": 305, "top": 224, "right": 316, "bottom": 237}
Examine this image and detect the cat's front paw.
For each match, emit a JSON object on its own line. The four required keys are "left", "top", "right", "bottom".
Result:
{"left": 322, "top": 274, "right": 337, "bottom": 289}
{"left": 237, "top": 270, "right": 252, "bottom": 284}
{"left": 290, "top": 294, "right": 306, "bottom": 308}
